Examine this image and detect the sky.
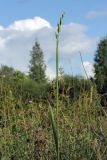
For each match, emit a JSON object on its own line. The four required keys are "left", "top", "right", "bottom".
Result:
{"left": 0, "top": 0, "right": 107, "bottom": 79}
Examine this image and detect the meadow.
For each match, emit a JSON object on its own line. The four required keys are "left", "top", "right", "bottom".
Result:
{"left": 0, "top": 77, "right": 107, "bottom": 160}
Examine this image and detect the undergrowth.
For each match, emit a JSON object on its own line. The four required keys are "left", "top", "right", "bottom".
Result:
{"left": 0, "top": 80, "right": 107, "bottom": 159}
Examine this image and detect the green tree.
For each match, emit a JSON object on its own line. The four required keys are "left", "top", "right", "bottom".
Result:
{"left": 14, "top": 71, "right": 27, "bottom": 81}
{"left": 94, "top": 37, "right": 107, "bottom": 105}
{"left": 0, "top": 65, "right": 15, "bottom": 78}
{"left": 29, "top": 41, "right": 46, "bottom": 83}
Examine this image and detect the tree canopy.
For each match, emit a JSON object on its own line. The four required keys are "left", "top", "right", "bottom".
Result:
{"left": 29, "top": 41, "right": 46, "bottom": 83}
{"left": 0, "top": 65, "right": 15, "bottom": 78}
{"left": 94, "top": 37, "right": 107, "bottom": 105}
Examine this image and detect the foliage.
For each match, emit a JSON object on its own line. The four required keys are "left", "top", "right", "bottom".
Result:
{"left": 0, "top": 65, "right": 15, "bottom": 78}
{"left": 1, "top": 83, "right": 107, "bottom": 160}
{"left": 29, "top": 40, "right": 47, "bottom": 83}
{"left": 94, "top": 37, "right": 107, "bottom": 106}
{"left": 50, "top": 75, "right": 92, "bottom": 105}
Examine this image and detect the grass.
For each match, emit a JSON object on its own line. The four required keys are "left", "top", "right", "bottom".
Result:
{"left": 48, "top": 13, "right": 65, "bottom": 160}
{"left": 1, "top": 83, "right": 107, "bottom": 159}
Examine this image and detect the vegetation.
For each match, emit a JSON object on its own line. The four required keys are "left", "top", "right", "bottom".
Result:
{"left": 49, "top": 13, "right": 65, "bottom": 160}
{"left": 94, "top": 37, "right": 107, "bottom": 106}
{"left": 1, "top": 76, "right": 107, "bottom": 160}
{"left": 29, "top": 40, "right": 46, "bottom": 83}
{"left": 0, "top": 65, "right": 15, "bottom": 78}
{"left": 0, "top": 16, "right": 107, "bottom": 160}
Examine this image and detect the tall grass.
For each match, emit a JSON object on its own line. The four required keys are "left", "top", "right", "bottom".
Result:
{"left": 49, "top": 13, "right": 64, "bottom": 160}
{"left": 1, "top": 77, "right": 107, "bottom": 159}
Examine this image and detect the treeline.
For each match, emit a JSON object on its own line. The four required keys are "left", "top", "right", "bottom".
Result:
{"left": 0, "top": 66, "right": 92, "bottom": 103}
{"left": 0, "top": 37, "right": 107, "bottom": 106}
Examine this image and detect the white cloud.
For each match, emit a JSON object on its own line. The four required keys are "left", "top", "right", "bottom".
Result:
{"left": 8, "top": 17, "right": 51, "bottom": 31}
{"left": 83, "top": 61, "right": 94, "bottom": 77}
{"left": 0, "top": 17, "right": 97, "bottom": 79}
{"left": 59, "top": 24, "right": 97, "bottom": 62}
{"left": 0, "top": 37, "right": 6, "bottom": 48}
{"left": 0, "top": 26, "right": 4, "bottom": 30}
{"left": 87, "top": 10, "right": 107, "bottom": 19}
{"left": 46, "top": 67, "right": 56, "bottom": 80}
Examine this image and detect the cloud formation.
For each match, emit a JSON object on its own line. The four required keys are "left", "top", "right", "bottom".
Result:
{"left": 83, "top": 61, "right": 94, "bottom": 77}
{"left": 87, "top": 10, "right": 107, "bottom": 19}
{"left": 0, "top": 17, "right": 97, "bottom": 79}
{"left": 8, "top": 17, "right": 51, "bottom": 31}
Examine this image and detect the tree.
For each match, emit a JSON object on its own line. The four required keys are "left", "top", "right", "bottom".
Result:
{"left": 0, "top": 65, "right": 15, "bottom": 78}
{"left": 14, "top": 71, "right": 27, "bottom": 81}
{"left": 94, "top": 37, "right": 107, "bottom": 105}
{"left": 29, "top": 41, "right": 46, "bottom": 83}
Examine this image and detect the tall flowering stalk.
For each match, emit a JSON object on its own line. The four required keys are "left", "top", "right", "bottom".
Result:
{"left": 55, "top": 13, "right": 64, "bottom": 160}
{"left": 49, "top": 13, "right": 64, "bottom": 160}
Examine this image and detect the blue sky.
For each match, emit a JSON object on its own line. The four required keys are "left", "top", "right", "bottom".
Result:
{"left": 0, "top": 0, "right": 107, "bottom": 35}
{"left": 0, "top": 0, "right": 107, "bottom": 78}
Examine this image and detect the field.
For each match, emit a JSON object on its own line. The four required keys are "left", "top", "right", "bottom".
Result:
{"left": 0, "top": 78, "right": 107, "bottom": 160}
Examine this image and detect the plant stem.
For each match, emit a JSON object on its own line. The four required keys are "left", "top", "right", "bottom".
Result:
{"left": 56, "top": 33, "right": 59, "bottom": 160}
